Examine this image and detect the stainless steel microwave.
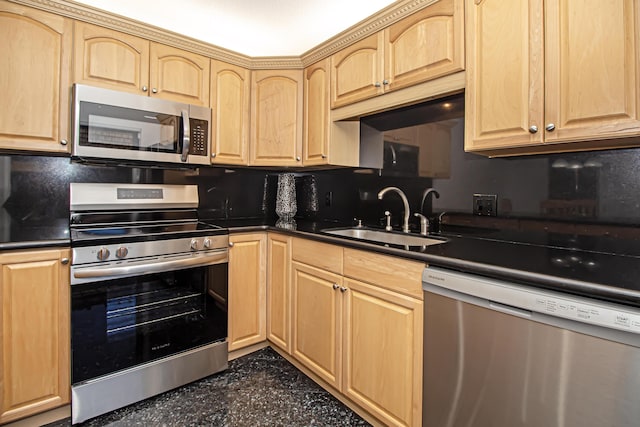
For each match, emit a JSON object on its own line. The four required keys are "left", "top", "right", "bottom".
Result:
{"left": 72, "top": 84, "right": 210, "bottom": 166}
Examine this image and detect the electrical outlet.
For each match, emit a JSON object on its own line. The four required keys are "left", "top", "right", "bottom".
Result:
{"left": 325, "top": 191, "right": 333, "bottom": 207}
{"left": 473, "top": 194, "right": 497, "bottom": 216}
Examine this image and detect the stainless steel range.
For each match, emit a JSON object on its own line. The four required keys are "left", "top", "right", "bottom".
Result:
{"left": 69, "top": 183, "right": 229, "bottom": 424}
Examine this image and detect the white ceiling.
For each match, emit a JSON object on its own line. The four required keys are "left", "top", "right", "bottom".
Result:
{"left": 75, "top": 0, "right": 398, "bottom": 57}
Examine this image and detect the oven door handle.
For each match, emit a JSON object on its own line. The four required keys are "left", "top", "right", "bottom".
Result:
{"left": 73, "top": 251, "right": 227, "bottom": 280}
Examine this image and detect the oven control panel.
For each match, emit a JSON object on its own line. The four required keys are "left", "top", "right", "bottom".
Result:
{"left": 73, "top": 235, "right": 229, "bottom": 265}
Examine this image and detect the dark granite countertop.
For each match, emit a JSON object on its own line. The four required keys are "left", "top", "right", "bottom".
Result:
{"left": 0, "top": 210, "right": 70, "bottom": 251}
{"left": 218, "top": 218, "right": 640, "bottom": 308}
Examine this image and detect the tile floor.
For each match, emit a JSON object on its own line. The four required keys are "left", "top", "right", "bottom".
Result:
{"left": 47, "top": 347, "right": 370, "bottom": 426}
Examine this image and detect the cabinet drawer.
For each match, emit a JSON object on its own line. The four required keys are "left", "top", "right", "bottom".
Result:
{"left": 292, "top": 238, "right": 343, "bottom": 274}
{"left": 343, "top": 248, "right": 424, "bottom": 299}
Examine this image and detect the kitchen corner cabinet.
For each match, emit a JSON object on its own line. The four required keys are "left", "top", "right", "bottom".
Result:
{"left": 266, "top": 233, "right": 292, "bottom": 353}
{"left": 291, "top": 238, "right": 423, "bottom": 427}
{"left": 0, "top": 248, "right": 70, "bottom": 424}
{"left": 304, "top": 59, "right": 360, "bottom": 167}
{"left": 210, "top": 60, "right": 251, "bottom": 165}
{"left": 465, "top": 0, "right": 640, "bottom": 155}
{"left": 228, "top": 233, "right": 266, "bottom": 351}
{"left": 74, "top": 22, "right": 210, "bottom": 106}
{"left": 0, "top": 2, "right": 72, "bottom": 153}
{"left": 303, "top": 59, "right": 331, "bottom": 166}
{"left": 250, "top": 70, "right": 303, "bottom": 166}
{"left": 331, "top": 0, "right": 464, "bottom": 108}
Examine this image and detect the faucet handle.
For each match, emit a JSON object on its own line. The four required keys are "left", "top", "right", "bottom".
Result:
{"left": 384, "top": 211, "right": 393, "bottom": 231}
{"left": 414, "top": 213, "right": 429, "bottom": 236}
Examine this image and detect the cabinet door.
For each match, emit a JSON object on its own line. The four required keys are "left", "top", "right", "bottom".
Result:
{"left": 303, "top": 59, "right": 331, "bottom": 165}
{"left": 73, "top": 22, "right": 150, "bottom": 95}
{"left": 250, "top": 69, "right": 303, "bottom": 166}
{"left": 228, "top": 233, "right": 266, "bottom": 351}
{"left": 210, "top": 60, "right": 250, "bottom": 165}
{"left": 342, "top": 278, "right": 423, "bottom": 427}
{"left": 291, "top": 262, "right": 342, "bottom": 390}
{"left": 149, "top": 43, "right": 210, "bottom": 106}
{"left": 465, "top": 0, "right": 544, "bottom": 151}
{"left": 331, "top": 33, "right": 384, "bottom": 108}
{"left": 0, "top": 3, "right": 71, "bottom": 153}
{"left": 544, "top": 0, "right": 640, "bottom": 142}
{"left": 384, "top": 0, "right": 464, "bottom": 92}
{"left": 0, "top": 249, "right": 70, "bottom": 424}
{"left": 267, "top": 233, "right": 291, "bottom": 353}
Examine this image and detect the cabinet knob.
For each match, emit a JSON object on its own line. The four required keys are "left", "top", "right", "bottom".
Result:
{"left": 374, "top": 82, "right": 381, "bottom": 87}
{"left": 546, "top": 123, "right": 556, "bottom": 132}
{"left": 60, "top": 139, "right": 68, "bottom": 146}
{"left": 340, "top": 286, "right": 348, "bottom": 293}
{"left": 382, "top": 79, "right": 389, "bottom": 85}
{"left": 229, "top": 242, "right": 234, "bottom": 247}
{"left": 142, "top": 85, "right": 148, "bottom": 92}
{"left": 321, "top": 154, "right": 327, "bottom": 159}
{"left": 211, "top": 152, "right": 217, "bottom": 158}
{"left": 333, "top": 283, "right": 339, "bottom": 290}
{"left": 296, "top": 156, "right": 301, "bottom": 161}
{"left": 60, "top": 258, "right": 69, "bottom": 265}
{"left": 528, "top": 125, "right": 538, "bottom": 134}
{"left": 152, "top": 88, "right": 158, "bottom": 94}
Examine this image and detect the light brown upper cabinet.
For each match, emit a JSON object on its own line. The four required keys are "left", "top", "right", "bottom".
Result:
{"left": 465, "top": 0, "right": 640, "bottom": 155}
{"left": 210, "top": 60, "right": 251, "bottom": 165}
{"left": 74, "top": 22, "right": 210, "bottom": 106}
{"left": 331, "top": 0, "right": 464, "bottom": 108}
{"left": 0, "top": 2, "right": 72, "bottom": 153}
{"left": 303, "top": 59, "right": 331, "bottom": 165}
{"left": 303, "top": 59, "right": 360, "bottom": 167}
{"left": 250, "top": 69, "right": 303, "bottom": 166}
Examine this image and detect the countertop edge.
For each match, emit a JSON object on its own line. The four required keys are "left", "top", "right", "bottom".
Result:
{"left": 0, "top": 239, "right": 71, "bottom": 251}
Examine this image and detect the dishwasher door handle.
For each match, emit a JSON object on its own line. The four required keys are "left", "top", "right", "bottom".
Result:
{"left": 488, "top": 301, "right": 532, "bottom": 319}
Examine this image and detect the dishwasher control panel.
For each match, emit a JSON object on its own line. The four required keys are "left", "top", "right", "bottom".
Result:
{"left": 423, "top": 267, "right": 640, "bottom": 336}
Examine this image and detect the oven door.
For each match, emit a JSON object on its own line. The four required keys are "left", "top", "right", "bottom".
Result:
{"left": 72, "top": 84, "right": 210, "bottom": 165}
{"left": 71, "top": 262, "right": 228, "bottom": 385}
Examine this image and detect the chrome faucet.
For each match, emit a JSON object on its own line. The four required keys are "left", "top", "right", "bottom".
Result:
{"left": 377, "top": 186, "right": 410, "bottom": 233}
{"left": 415, "top": 188, "right": 440, "bottom": 235}
{"left": 420, "top": 188, "right": 440, "bottom": 213}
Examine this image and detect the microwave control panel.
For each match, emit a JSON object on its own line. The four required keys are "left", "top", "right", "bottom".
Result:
{"left": 190, "top": 119, "right": 208, "bottom": 155}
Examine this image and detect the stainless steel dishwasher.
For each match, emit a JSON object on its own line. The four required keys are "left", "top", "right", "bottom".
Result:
{"left": 422, "top": 266, "right": 640, "bottom": 427}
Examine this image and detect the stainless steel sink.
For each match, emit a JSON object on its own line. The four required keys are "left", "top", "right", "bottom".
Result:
{"left": 321, "top": 228, "right": 447, "bottom": 247}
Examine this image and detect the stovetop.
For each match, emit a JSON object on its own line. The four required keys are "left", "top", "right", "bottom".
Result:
{"left": 70, "top": 221, "right": 225, "bottom": 245}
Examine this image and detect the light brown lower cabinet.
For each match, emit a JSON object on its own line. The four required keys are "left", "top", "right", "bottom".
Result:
{"left": 291, "top": 261, "right": 343, "bottom": 389}
{"left": 0, "top": 248, "right": 70, "bottom": 424}
{"left": 266, "top": 233, "right": 292, "bottom": 352}
{"left": 227, "top": 233, "right": 267, "bottom": 351}
{"left": 289, "top": 237, "right": 424, "bottom": 427}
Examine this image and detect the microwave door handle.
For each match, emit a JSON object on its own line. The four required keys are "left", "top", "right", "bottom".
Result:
{"left": 181, "top": 109, "right": 190, "bottom": 162}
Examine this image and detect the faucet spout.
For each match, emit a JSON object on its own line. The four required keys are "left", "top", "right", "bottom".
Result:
{"left": 377, "top": 186, "right": 410, "bottom": 233}
{"left": 420, "top": 188, "right": 440, "bottom": 213}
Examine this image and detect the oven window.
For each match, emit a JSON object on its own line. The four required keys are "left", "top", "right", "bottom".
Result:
{"left": 71, "top": 264, "right": 227, "bottom": 384}
{"left": 79, "top": 102, "right": 179, "bottom": 153}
